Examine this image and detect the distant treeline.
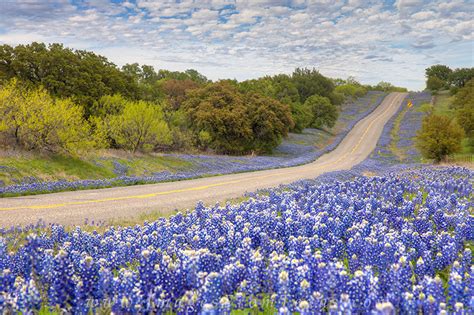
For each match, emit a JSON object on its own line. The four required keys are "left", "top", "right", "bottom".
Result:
{"left": 425, "top": 64, "right": 474, "bottom": 93}
{"left": 0, "top": 42, "right": 406, "bottom": 155}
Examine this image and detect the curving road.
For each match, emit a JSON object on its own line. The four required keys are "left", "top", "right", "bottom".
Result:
{"left": 0, "top": 92, "right": 407, "bottom": 227}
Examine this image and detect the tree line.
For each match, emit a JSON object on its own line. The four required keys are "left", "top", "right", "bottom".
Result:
{"left": 0, "top": 42, "right": 404, "bottom": 156}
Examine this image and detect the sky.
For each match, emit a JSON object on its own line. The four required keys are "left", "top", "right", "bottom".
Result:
{"left": 0, "top": 0, "right": 473, "bottom": 90}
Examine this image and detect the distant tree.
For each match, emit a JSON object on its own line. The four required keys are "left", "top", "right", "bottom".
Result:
{"left": 90, "top": 94, "right": 129, "bottom": 118}
{"left": 109, "top": 101, "right": 172, "bottom": 153}
{"left": 425, "top": 64, "right": 452, "bottom": 82}
{"left": 245, "top": 93, "right": 294, "bottom": 153}
{"left": 289, "top": 102, "right": 313, "bottom": 133}
{"left": 416, "top": 114, "right": 464, "bottom": 162}
{"left": 161, "top": 79, "right": 200, "bottom": 110}
{"left": 449, "top": 67, "right": 474, "bottom": 88}
{"left": 183, "top": 82, "right": 293, "bottom": 154}
{"left": 292, "top": 68, "right": 335, "bottom": 103}
{"left": 183, "top": 82, "right": 252, "bottom": 154}
{"left": 304, "top": 95, "right": 338, "bottom": 129}
{"left": 335, "top": 83, "right": 368, "bottom": 98}
{"left": 426, "top": 76, "right": 445, "bottom": 92}
{"left": 373, "top": 81, "right": 408, "bottom": 92}
{"left": 0, "top": 42, "right": 139, "bottom": 114}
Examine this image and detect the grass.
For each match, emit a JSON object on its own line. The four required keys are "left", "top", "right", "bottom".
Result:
{"left": 0, "top": 150, "right": 193, "bottom": 187}
{"left": 389, "top": 107, "right": 408, "bottom": 161}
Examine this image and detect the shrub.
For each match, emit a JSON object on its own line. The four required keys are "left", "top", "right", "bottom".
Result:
{"left": 109, "top": 101, "right": 172, "bottom": 153}
{"left": 416, "top": 114, "right": 464, "bottom": 162}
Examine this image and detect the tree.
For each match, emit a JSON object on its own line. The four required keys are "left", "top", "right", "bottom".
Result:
{"left": 416, "top": 114, "right": 464, "bottom": 162}
{"left": 449, "top": 67, "right": 474, "bottom": 88}
{"left": 109, "top": 101, "right": 172, "bottom": 153}
{"left": 425, "top": 64, "right": 452, "bottom": 82}
{"left": 90, "top": 94, "right": 129, "bottom": 118}
{"left": 292, "top": 68, "right": 335, "bottom": 103}
{"left": 183, "top": 82, "right": 293, "bottom": 154}
{"left": 245, "top": 93, "right": 294, "bottom": 153}
{"left": 0, "top": 42, "right": 139, "bottom": 115}
{"left": 304, "top": 95, "right": 338, "bottom": 129}
{"left": 0, "top": 79, "right": 96, "bottom": 153}
{"left": 182, "top": 82, "right": 252, "bottom": 154}
{"left": 426, "top": 76, "right": 445, "bottom": 92}
{"left": 161, "top": 79, "right": 200, "bottom": 110}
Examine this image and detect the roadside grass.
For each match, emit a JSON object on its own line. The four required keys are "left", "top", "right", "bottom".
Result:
{"left": 0, "top": 151, "right": 193, "bottom": 187}
{"left": 389, "top": 107, "right": 408, "bottom": 161}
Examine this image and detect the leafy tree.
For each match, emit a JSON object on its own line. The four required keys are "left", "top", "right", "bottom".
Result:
{"left": 289, "top": 102, "right": 313, "bottom": 133}
{"left": 161, "top": 79, "right": 200, "bottom": 110}
{"left": 335, "top": 83, "right": 368, "bottom": 98}
{"left": 90, "top": 94, "right": 129, "bottom": 118}
{"left": 183, "top": 82, "right": 252, "bottom": 154}
{"left": 449, "top": 67, "right": 474, "bottom": 88}
{"left": 304, "top": 95, "right": 338, "bottom": 129}
{"left": 425, "top": 64, "right": 452, "bottom": 82}
{"left": 373, "top": 81, "right": 408, "bottom": 92}
{"left": 0, "top": 42, "right": 139, "bottom": 114}
{"left": 183, "top": 82, "right": 293, "bottom": 154}
{"left": 416, "top": 114, "right": 464, "bottom": 162}
{"left": 245, "top": 93, "right": 294, "bottom": 153}
{"left": 292, "top": 68, "right": 335, "bottom": 103}
{"left": 426, "top": 76, "right": 445, "bottom": 92}
{"left": 0, "top": 79, "right": 96, "bottom": 153}
{"left": 109, "top": 101, "right": 172, "bottom": 153}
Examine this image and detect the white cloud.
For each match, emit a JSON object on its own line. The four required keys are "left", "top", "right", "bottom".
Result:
{"left": 0, "top": 0, "right": 472, "bottom": 90}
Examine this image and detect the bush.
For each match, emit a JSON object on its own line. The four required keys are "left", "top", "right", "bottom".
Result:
{"left": 304, "top": 95, "right": 339, "bottom": 129}
{"left": 426, "top": 76, "right": 444, "bottom": 92}
{"left": 109, "top": 101, "right": 172, "bottom": 153}
{"left": 416, "top": 114, "right": 464, "bottom": 162}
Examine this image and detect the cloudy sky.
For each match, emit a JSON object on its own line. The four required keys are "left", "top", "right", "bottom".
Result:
{"left": 0, "top": 0, "right": 472, "bottom": 90}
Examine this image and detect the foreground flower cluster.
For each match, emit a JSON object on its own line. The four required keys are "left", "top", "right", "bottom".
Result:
{"left": 0, "top": 167, "right": 472, "bottom": 314}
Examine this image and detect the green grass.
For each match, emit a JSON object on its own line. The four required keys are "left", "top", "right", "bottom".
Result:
{"left": 0, "top": 151, "right": 193, "bottom": 187}
{"left": 389, "top": 107, "right": 408, "bottom": 161}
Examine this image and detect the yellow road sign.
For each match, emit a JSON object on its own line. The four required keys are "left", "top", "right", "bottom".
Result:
{"left": 407, "top": 100, "right": 413, "bottom": 108}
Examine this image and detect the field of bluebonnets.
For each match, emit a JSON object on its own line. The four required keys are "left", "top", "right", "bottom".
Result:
{"left": 0, "top": 165, "right": 472, "bottom": 314}
{"left": 0, "top": 92, "right": 386, "bottom": 197}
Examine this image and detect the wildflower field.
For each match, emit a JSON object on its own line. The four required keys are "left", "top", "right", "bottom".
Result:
{"left": 1, "top": 166, "right": 472, "bottom": 314}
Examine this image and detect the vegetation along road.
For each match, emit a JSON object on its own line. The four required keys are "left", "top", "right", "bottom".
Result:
{"left": 0, "top": 92, "right": 407, "bottom": 227}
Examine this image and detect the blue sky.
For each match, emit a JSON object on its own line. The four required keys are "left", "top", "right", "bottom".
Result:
{"left": 0, "top": 0, "right": 472, "bottom": 90}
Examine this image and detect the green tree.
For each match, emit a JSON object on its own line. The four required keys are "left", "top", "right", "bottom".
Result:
{"left": 292, "top": 68, "right": 335, "bottom": 103}
{"left": 425, "top": 64, "right": 452, "bottom": 82}
{"left": 416, "top": 114, "right": 464, "bottom": 162}
{"left": 0, "top": 79, "right": 96, "bottom": 153}
{"left": 0, "top": 42, "right": 139, "bottom": 114}
{"left": 426, "top": 76, "right": 445, "bottom": 92}
{"left": 109, "top": 101, "right": 172, "bottom": 153}
{"left": 245, "top": 93, "right": 294, "bottom": 153}
{"left": 449, "top": 67, "right": 474, "bottom": 88}
{"left": 90, "top": 94, "right": 129, "bottom": 118}
{"left": 304, "top": 95, "right": 338, "bottom": 129}
{"left": 453, "top": 79, "right": 474, "bottom": 150}
{"left": 183, "top": 82, "right": 252, "bottom": 154}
